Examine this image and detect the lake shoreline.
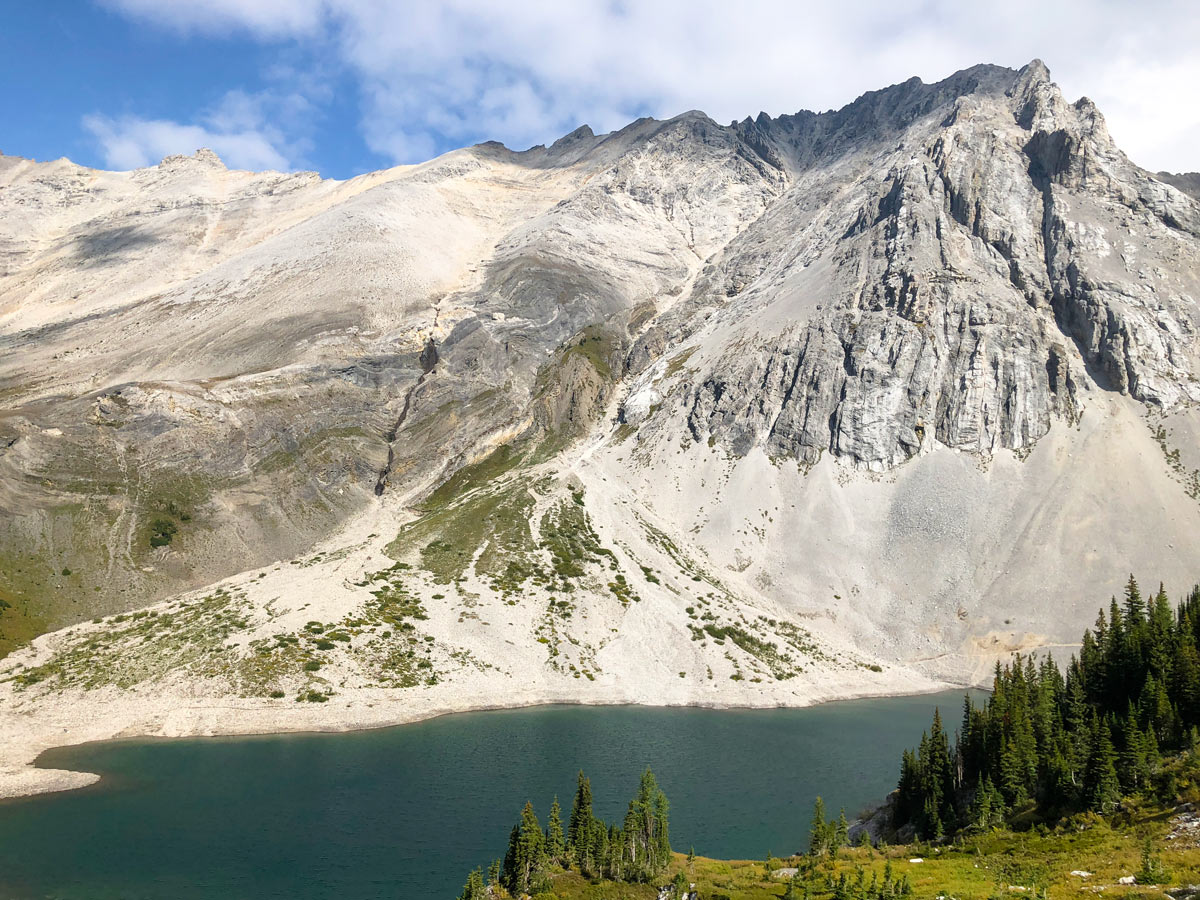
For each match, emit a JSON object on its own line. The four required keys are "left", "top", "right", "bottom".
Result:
{"left": 0, "top": 687, "right": 988, "bottom": 900}
{"left": 0, "top": 672, "right": 968, "bottom": 802}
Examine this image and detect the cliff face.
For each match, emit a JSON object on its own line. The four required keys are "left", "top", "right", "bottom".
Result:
{"left": 667, "top": 62, "right": 1200, "bottom": 470}
{"left": 2, "top": 61, "right": 1199, "bottom": 695}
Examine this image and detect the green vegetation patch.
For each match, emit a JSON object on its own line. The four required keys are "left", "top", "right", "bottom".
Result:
{"left": 540, "top": 499, "right": 618, "bottom": 592}
{"left": 148, "top": 518, "right": 178, "bottom": 548}
{"left": 562, "top": 327, "right": 616, "bottom": 380}
{"left": 1153, "top": 423, "right": 1200, "bottom": 500}
{"left": 7, "top": 589, "right": 251, "bottom": 691}
{"left": 457, "top": 775, "right": 1200, "bottom": 900}
{"left": 0, "top": 585, "right": 47, "bottom": 661}
{"left": 387, "top": 446, "right": 542, "bottom": 590}
{"left": 701, "top": 622, "right": 796, "bottom": 680}
{"left": 387, "top": 445, "right": 629, "bottom": 601}
{"left": 663, "top": 346, "right": 698, "bottom": 379}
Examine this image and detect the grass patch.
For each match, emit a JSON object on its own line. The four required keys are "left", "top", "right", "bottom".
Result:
{"left": 540, "top": 499, "right": 618, "bottom": 592}
{"left": 540, "top": 804, "right": 1200, "bottom": 899}
{"left": 7, "top": 589, "right": 251, "bottom": 691}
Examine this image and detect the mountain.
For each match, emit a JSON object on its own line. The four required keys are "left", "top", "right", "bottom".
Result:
{"left": 2, "top": 60, "right": 1200, "bottom": 790}
{"left": 1158, "top": 171, "right": 1200, "bottom": 201}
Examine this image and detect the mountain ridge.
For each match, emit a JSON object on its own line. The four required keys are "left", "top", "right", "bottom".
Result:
{"left": 2, "top": 59, "right": 1200, "bottom": 797}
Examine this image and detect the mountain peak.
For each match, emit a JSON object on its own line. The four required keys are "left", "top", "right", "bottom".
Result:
{"left": 1019, "top": 58, "right": 1052, "bottom": 84}
{"left": 159, "top": 147, "right": 225, "bottom": 169}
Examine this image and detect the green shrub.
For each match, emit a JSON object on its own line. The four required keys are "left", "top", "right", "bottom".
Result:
{"left": 148, "top": 519, "right": 178, "bottom": 548}
{"left": 1137, "top": 835, "right": 1171, "bottom": 884}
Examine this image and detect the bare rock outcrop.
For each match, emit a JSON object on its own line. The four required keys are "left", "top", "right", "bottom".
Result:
{"left": 680, "top": 61, "right": 1199, "bottom": 470}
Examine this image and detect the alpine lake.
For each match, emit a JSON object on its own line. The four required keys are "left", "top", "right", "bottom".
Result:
{"left": 0, "top": 690, "right": 984, "bottom": 899}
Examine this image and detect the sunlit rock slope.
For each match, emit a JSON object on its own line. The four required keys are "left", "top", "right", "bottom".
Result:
{"left": 3, "top": 61, "right": 1200, "bottom": 764}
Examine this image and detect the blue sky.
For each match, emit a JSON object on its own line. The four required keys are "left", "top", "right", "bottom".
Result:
{"left": 3, "top": 1, "right": 1198, "bottom": 179}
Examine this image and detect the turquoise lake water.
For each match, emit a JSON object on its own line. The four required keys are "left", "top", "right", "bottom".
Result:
{"left": 0, "top": 690, "right": 981, "bottom": 899}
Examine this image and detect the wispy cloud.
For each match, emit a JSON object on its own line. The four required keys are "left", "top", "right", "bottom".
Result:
{"left": 82, "top": 112, "right": 288, "bottom": 171}
{"left": 100, "top": 0, "right": 327, "bottom": 39}
{"left": 81, "top": 80, "right": 321, "bottom": 172}
{"left": 98, "top": 0, "right": 1200, "bottom": 172}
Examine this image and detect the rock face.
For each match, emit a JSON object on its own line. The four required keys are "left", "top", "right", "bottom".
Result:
{"left": 2, "top": 60, "right": 1200, "bottom": 695}
{"left": 674, "top": 62, "right": 1200, "bottom": 470}
{"left": 1158, "top": 172, "right": 1200, "bottom": 202}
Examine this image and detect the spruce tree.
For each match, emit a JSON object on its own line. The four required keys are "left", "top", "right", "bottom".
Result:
{"left": 501, "top": 825, "right": 520, "bottom": 893}
{"left": 808, "top": 796, "right": 828, "bottom": 856}
{"left": 891, "top": 581, "right": 1200, "bottom": 837}
{"left": 1125, "top": 575, "right": 1145, "bottom": 628}
{"left": 503, "top": 801, "right": 546, "bottom": 895}
{"left": 1137, "top": 834, "right": 1170, "bottom": 884}
{"left": 1084, "top": 720, "right": 1121, "bottom": 813}
{"left": 622, "top": 768, "right": 671, "bottom": 881}
{"left": 545, "top": 795, "right": 565, "bottom": 865}
{"left": 568, "top": 770, "right": 595, "bottom": 873}
{"left": 673, "top": 870, "right": 690, "bottom": 898}
{"left": 654, "top": 786, "right": 671, "bottom": 871}
{"left": 967, "top": 775, "right": 1004, "bottom": 830}
{"left": 591, "top": 819, "right": 610, "bottom": 878}
{"left": 487, "top": 859, "right": 501, "bottom": 891}
{"left": 456, "top": 867, "right": 486, "bottom": 900}
{"left": 833, "top": 809, "right": 849, "bottom": 857}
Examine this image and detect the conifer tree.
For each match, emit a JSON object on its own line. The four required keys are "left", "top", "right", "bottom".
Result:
{"left": 890, "top": 579, "right": 1200, "bottom": 838}
{"left": 487, "top": 859, "right": 501, "bottom": 891}
{"left": 622, "top": 768, "right": 671, "bottom": 881}
{"left": 808, "top": 796, "right": 829, "bottom": 856}
{"left": 1125, "top": 575, "right": 1145, "bottom": 628}
{"left": 457, "top": 867, "right": 486, "bottom": 900}
{"left": 502, "top": 801, "right": 546, "bottom": 895}
{"left": 967, "top": 775, "right": 1004, "bottom": 830}
{"left": 545, "top": 796, "right": 565, "bottom": 864}
{"left": 455, "top": 764, "right": 678, "bottom": 892}
{"left": 833, "top": 809, "right": 849, "bottom": 858}
{"left": 591, "top": 819, "right": 610, "bottom": 878}
{"left": 1084, "top": 720, "right": 1121, "bottom": 813}
{"left": 672, "top": 870, "right": 690, "bottom": 898}
{"left": 501, "top": 825, "right": 520, "bottom": 892}
{"left": 568, "top": 770, "right": 595, "bottom": 873}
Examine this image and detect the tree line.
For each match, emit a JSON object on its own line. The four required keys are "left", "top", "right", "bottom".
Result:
{"left": 895, "top": 577, "right": 1200, "bottom": 838}
{"left": 457, "top": 767, "right": 671, "bottom": 898}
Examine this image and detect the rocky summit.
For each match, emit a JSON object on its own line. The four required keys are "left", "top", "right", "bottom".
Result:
{"left": 2, "top": 61, "right": 1200, "bottom": 766}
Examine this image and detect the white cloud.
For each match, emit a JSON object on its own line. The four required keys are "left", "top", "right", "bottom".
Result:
{"left": 99, "top": 0, "right": 326, "bottom": 38}
{"left": 82, "top": 83, "right": 319, "bottom": 172}
{"left": 82, "top": 114, "right": 289, "bottom": 170}
{"left": 101, "top": 0, "right": 1200, "bottom": 172}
